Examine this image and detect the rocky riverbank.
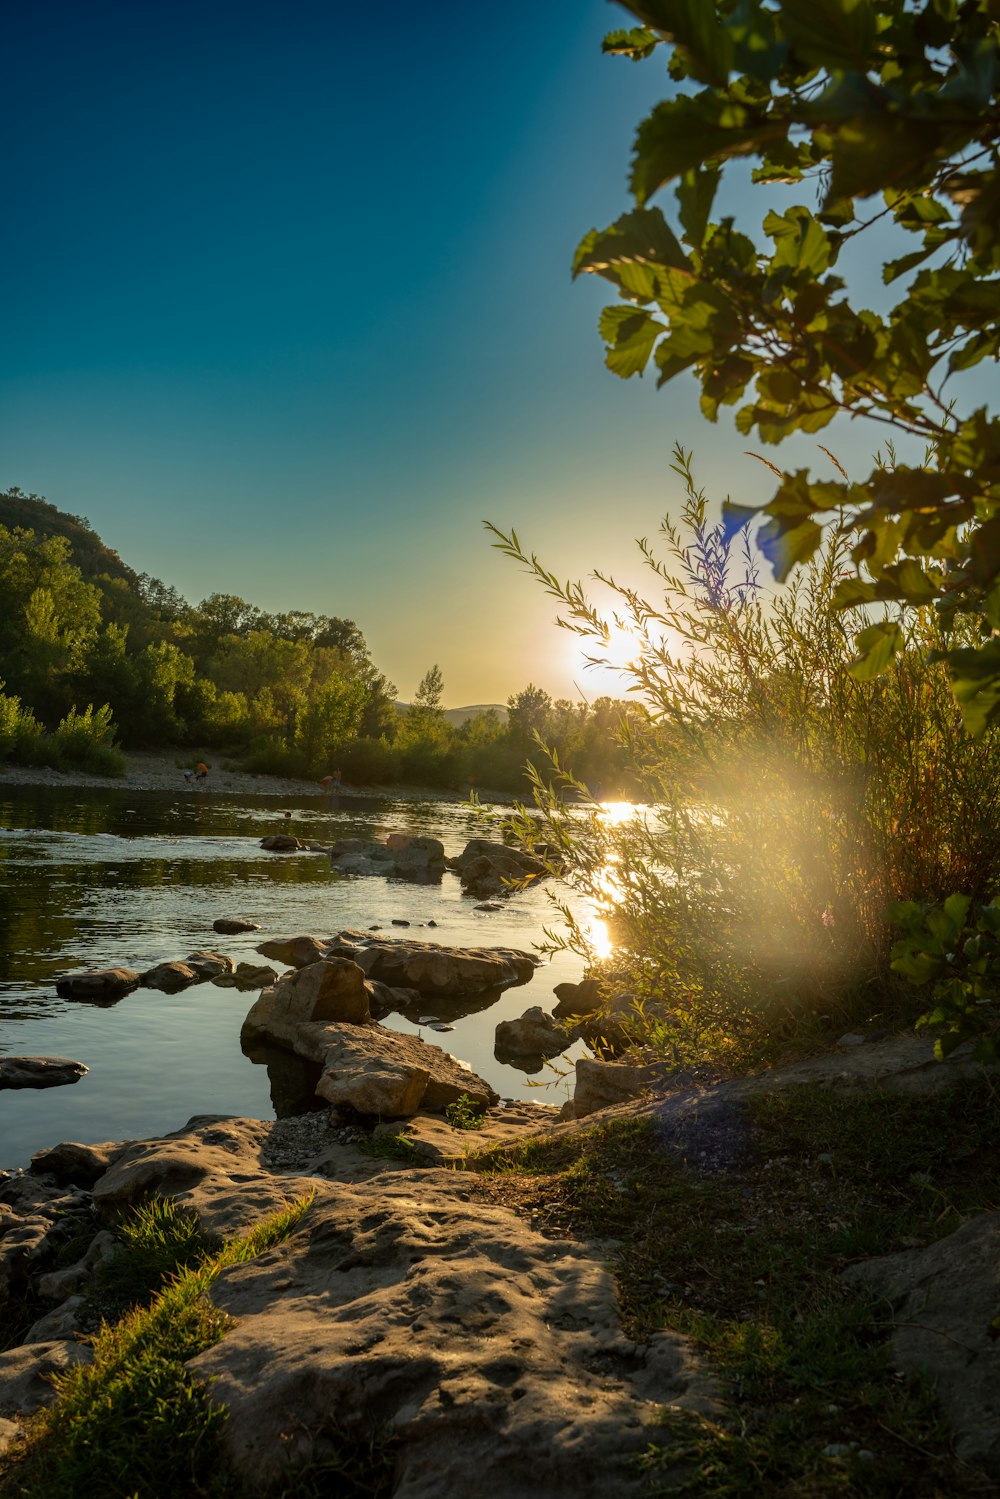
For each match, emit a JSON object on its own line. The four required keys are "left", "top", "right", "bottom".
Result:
{"left": 2, "top": 1032, "right": 999, "bottom": 1496}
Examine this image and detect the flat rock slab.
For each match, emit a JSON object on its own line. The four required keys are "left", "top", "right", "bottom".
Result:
{"left": 330, "top": 935, "right": 538, "bottom": 999}
{"left": 0, "top": 1057, "right": 88, "bottom": 1090}
{"left": 91, "top": 1116, "right": 321, "bottom": 1242}
{"left": 843, "top": 1212, "right": 1000, "bottom": 1477}
{"left": 372, "top": 1102, "right": 562, "bottom": 1165}
{"left": 191, "top": 1169, "right": 714, "bottom": 1497}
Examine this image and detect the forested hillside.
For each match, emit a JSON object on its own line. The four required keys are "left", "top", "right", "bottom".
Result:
{"left": 0, "top": 488, "right": 642, "bottom": 793}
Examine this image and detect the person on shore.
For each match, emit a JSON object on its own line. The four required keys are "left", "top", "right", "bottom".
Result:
{"left": 182, "top": 768, "right": 194, "bottom": 785}
{"left": 195, "top": 761, "right": 209, "bottom": 783}
{"left": 319, "top": 770, "right": 342, "bottom": 795}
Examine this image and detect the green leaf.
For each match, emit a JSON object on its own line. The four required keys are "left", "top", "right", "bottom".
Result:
{"left": 780, "top": 0, "right": 877, "bottom": 71}
{"left": 625, "top": 1, "right": 735, "bottom": 85}
{"left": 598, "top": 305, "right": 665, "bottom": 377}
{"left": 676, "top": 164, "right": 720, "bottom": 247}
{"left": 829, "top": 113, "right": 958, "bottom": 203}
{"left": 943, "top": 892, "right": 973, "bottom": 930}
{"left": 631, "top": 93, "right": 766, "bottom": 204}
{"left": 764, "top": 205, "right": 833, "bottom": 274}
{"left": 946, "top": 638, "right": 1000, "bottom": 736}
{"left": 573, "top": 206, "right": 691, "bottom": 280}
{"left": 848, "top": 619, "right": 904, "bottom": 680}
{"left": 757, "top": 515, "right": 824, "bottom": 580}
{"left": 603, "top": 27, "right": 659, "bottom": 61}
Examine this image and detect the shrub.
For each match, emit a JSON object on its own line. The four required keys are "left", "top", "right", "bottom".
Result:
{"left": 493, "top": 450, "right": 1000, "bottom": 1068}
{"left": 52, "top": 704, "right": 126, "bottom": 776}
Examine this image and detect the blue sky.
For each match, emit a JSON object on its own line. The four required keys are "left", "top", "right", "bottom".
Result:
{"left": 1, "top": 0, "right": 933, "bottom": 704}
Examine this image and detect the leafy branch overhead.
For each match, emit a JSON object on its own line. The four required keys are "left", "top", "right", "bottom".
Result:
{"left": 576, "top": 0, "right": 1000, "bottom": 730}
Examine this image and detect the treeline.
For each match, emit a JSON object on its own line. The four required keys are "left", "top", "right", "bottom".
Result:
{"left": 0, "top": 490, "right": 643, "bottom": 793}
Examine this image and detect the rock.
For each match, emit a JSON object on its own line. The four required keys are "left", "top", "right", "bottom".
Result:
{"left": 213, "top": 918, "right": 261, "bottom": 935}
{"left": 383, "top": 833, "right": 447, "bottom": 883}
{"left": 260, "top": 835, "right": 301, "bottom": 851}
{"left": 843, "top": 1213, "right": 1000, "bottom": 1477}
{"left": 329, "top": 836, "right": 446, "bottom": 884}
{"left": 24, "top": 1295, "right": 88, "bottom": 1343}
{"left": 0, "top": 1057, "right": 88, "bottom": 1090}
{"left": 372, "top": 1102, "right": 562, "bottom": 1165}
{"left": 29, "top": 1140, "right": 126, "bottom": 1187}
{"left": 452, "top": 839, "right": 550, "bottom": 899}
{"left": 571, "top": 1057, "right": 674, "bottom": 1119}
{"left": 364, "top": 981, "right": 418, "bottom": 1021}
{"left": 552, "top": 977, "right": 604, "bottom": 1019}
{"left": 495, "top": 1007, "right": 571, "bottom": 1061}
{"left": 91, "top": 1117, "right": 306, "bottom": 1242}
{"left": 0, "top": 1341, "right": 93, "bottom": 1416}
{"left": 309, "top": 1025, "right": 498, "bottom": 1118}
{"left": 214, "top": 962, "right": 279, "bottom": 991}
{"left": 242, "top": 959, "right": 371, "bottom": 1042}
{"left": 186, "top": 951, "right": 235, "bottom": 980}
{"left": 35, "top": 1230, "right": 118, "bottom": 1301}
{"left": 330, "top": 937, "right": 538, "bottom": 999}
{"left": 256, "top": 935, "right": 330, "bottom": 969}
{"left": 0, "top": 1419, "right": 22, "bottom": 1458}
{"left": 190, "top": 1170, "right": 714, "bottom": 1496}
{"left": 54, "top": 967, "right": 139, "bottom": 1000}
{"left": 475, "top": 901, "right": 502, "bottom": 912}
{"left": 392, "top": 919, "right": 411, "bottom": 927}
{"left": 141, "top": 960, "right": 201, "bottom": 991}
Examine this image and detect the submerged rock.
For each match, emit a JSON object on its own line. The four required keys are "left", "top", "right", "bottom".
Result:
{"left": 213, "top": 918, "right": 261, "bottom": 935}
{"left": 329, "top": 835, "right": 446, "bottom": 884}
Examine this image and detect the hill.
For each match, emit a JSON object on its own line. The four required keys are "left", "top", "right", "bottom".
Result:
{"left": 0, "top": 487, "right": 141, "bottom": 591}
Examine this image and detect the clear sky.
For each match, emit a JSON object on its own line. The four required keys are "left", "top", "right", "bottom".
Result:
{"left": 1, "top": 0, "right": 937, "bottom": 705}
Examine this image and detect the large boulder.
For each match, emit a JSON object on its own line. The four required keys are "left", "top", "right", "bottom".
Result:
{"left": 242, "top": 959, "right": 371, "bottom": 1041}
{"left": 451, "top": 840, "right": 550, "bottom": 899}
{"left": 568, "top": 1057, "right": 675, "bottom": 1120}
{"left": 329, "top": 835, "right": 446, "bottom": 884}
{"left": 331, "top": 937, "right": 537, "bottom": 999}
{"left": 256, "top": 935, "right": 329, "bottom": 969}
{"left": 552, "top": 977, "right": 604, "bottom": 1019}
{"left": 843, "top": 1213, "right": 1000, "bottom": 1477}
{"left": 383, "top": 833, "right": 447, "bottom": 882}
{"left": 54, "top": 968, "right": 139, "bottom": 1001}
{"left": 260, "top": 835, "right": 301, "bottom": 852}
{"left": 312, "top": 1025, "right": 497, "bottom": 1117}
{"left": 0, "top": 1057, "right": 88, "bottom": 1090}
{"left": 29, "top": 1140, "right": 126, "bottom": 1187}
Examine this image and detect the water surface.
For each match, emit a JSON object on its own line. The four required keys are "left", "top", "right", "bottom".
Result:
{"left": 0, "top": 785, "right": 589, "bottom": 1167}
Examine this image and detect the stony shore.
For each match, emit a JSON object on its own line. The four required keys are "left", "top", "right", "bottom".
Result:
{"left": 0, "top": 751, "right": 465, "bottom": 803}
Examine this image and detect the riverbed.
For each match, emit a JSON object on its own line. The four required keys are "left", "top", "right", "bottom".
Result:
{"left": 0, "top": 784, "right": 592, "bottom": 1168}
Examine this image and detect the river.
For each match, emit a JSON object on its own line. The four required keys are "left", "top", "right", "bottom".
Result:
{"left": 0, "top": 784, "right": 593, "bottom": 1169}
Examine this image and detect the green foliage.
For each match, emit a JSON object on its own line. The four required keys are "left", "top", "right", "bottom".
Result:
{"left": 52, "top": 704, "right": 125, "bottom": 775}
{"left": 490, "top": 448, "right": 1000, "bottom": 1067}
{"left": 890, "top": 894, "right": 1000, "bottom": 1060}
{"left": 3, "top": 1193, "right": 315, "bottom": 1499}
{"left": 579, "top": 2, "right": 1000, "bottom": 729}
{"left": 444, "top": 1093, "right": 486, "bottom": 1131}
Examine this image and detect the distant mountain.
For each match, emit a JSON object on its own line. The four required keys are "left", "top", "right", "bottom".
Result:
{"left": 394, "top": 702, "right": 508, "bottom": 726}
{"left": 0, "top": 487, "right": 140, "bottom": 590}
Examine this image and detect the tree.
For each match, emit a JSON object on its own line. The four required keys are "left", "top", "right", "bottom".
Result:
{"left": 507, "top": 683, "right": 552, "bottom": 739}
{"left": 412, "top": 664, "right": 445, "bottom": 716}
{"left": 576, "top": 0, "right": 1000, "bottom": 730}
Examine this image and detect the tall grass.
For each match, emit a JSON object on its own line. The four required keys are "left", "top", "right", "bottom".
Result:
{"left": 492, "top": 448, "right": 1000, "bottom": 1066}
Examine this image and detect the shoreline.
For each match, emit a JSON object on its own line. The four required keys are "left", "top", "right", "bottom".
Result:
{"left": 0, "top": 749, "right": 513, "bottom": 805}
